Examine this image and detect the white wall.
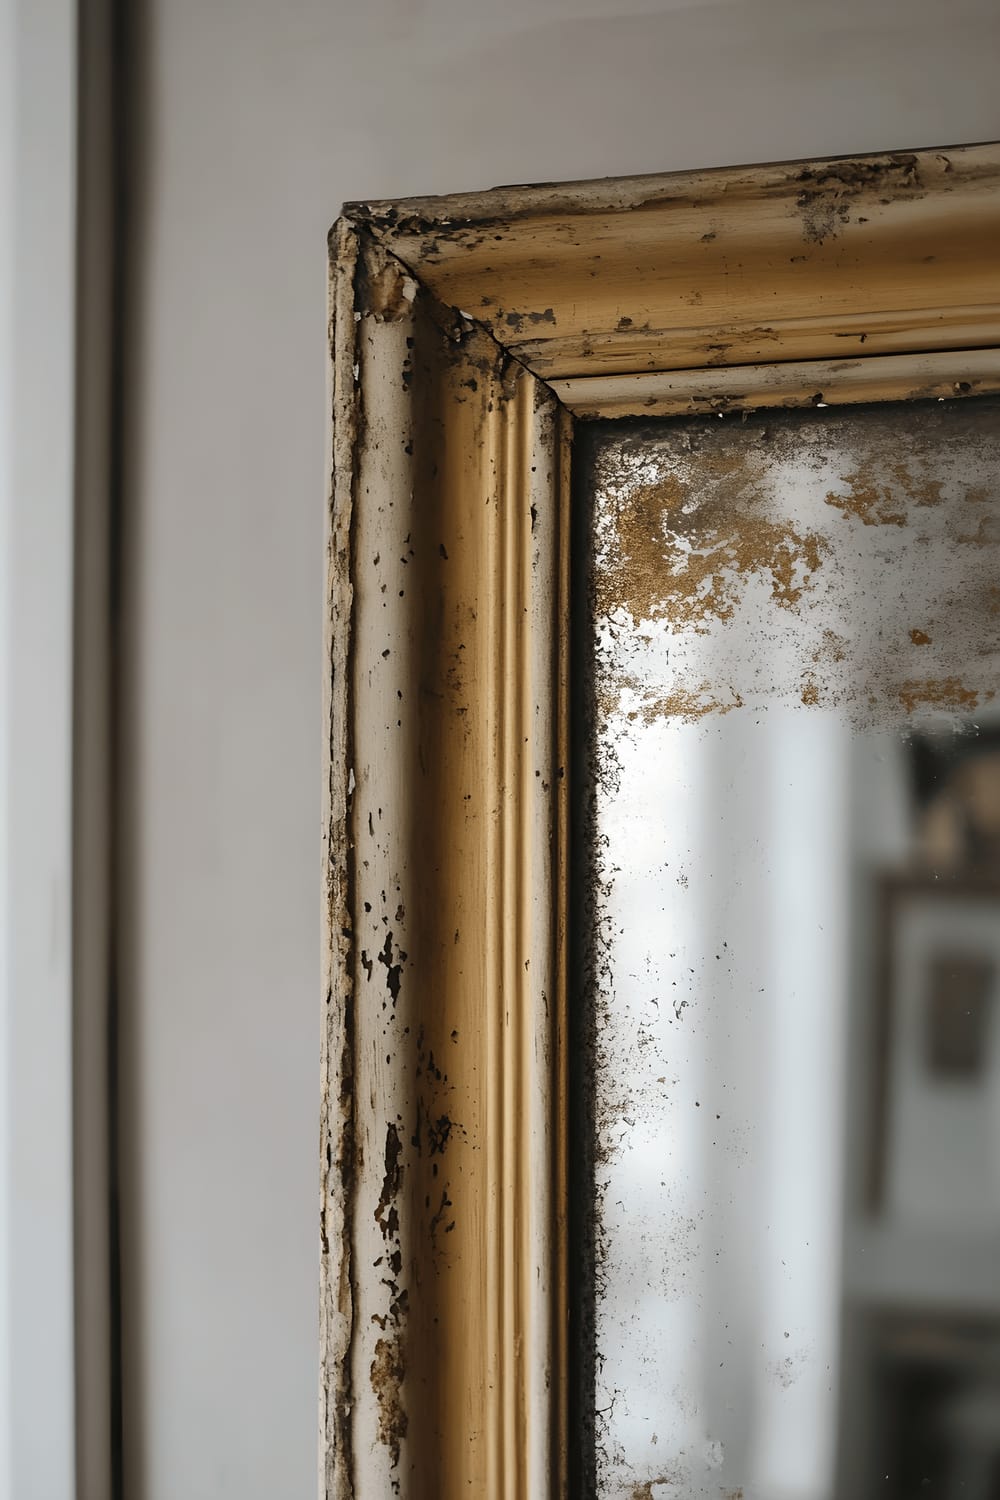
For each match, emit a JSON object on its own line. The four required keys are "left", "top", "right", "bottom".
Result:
{"left": 125, "top": 2, "right": 1000, "bottom": 1496}
{"left": 1, "top": 1, "right": 78, "bottom": 1496}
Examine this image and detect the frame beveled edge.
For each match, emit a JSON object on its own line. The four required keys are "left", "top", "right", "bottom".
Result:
{"left": 324, "top": 145, "right": 1000, "bottom": 1500}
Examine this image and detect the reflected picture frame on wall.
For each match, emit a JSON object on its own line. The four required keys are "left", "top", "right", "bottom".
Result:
{"left": 324, "top": 144, "right": 1000, "bottom": 1499}
{"left": 871, "top": 873, "right": 1000, "bottom": 1223}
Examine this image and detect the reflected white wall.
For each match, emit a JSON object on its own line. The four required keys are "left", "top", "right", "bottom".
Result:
{"left": 595, "top": 710, "right": 851, "bottom": 1500}
{"left": 749, "top": 713, "right": 850, "bottom": 1500}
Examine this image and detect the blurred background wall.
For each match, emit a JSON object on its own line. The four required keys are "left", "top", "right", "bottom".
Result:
{"left": 4, "top": 2, "right": 1000, "bottom": 1498}
{"left": 2, "top": 1, "right": 77, "bottom": 1497}
{"left": 111, "top": 3, "right": 1000, "bottom": 1496}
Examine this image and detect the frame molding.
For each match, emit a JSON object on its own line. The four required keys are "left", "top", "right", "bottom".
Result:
{"left": 324, "top": 142, "right": 1000, "bottom": 1499}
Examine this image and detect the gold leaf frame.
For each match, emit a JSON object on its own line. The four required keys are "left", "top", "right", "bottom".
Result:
{"left": 322, "top": 144, "right": 1000, "bottom": 1499}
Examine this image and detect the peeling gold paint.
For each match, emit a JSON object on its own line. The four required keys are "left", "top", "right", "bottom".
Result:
{"left": 825, "top": 475, "right": 906, "bottom": 527}
{"left": 370, "top": 1335, "right": 408, "bottom": 1467}
{"left": 630, "top": 1481, "right": 668, "bottom": 1500}
{"left": 597, "top": 469, "right": 826, "bottom": 631}
{"left": 363, "top": 256, "right": 419, "bottom": 324}
{"left": 812, "top": 629, "right": 848, "bottom": 665}
{"left": 825, "top": 460, "right": 944, "bottom": 528}
{"left": 587, "top": 397, "right": 1000, "bottom": 734}
{"left": 897, "top": 677, "right": 994, "bottom": 715}
{"left": 794, "top": 153, "right": 922, "bottom": 244}
{"left": 627, "top": 684, "right": 744, "bottom": 725}
{"left": 628, "top": 1465, "right": 693, "bottom": 1500}
{"left": 957, "top": 513, "right": 1000, "bottom": 546}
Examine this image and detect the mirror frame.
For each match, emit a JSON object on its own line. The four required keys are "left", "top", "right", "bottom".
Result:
{"left": 323, "top": 143, "right": 1000, "bottom": 1499}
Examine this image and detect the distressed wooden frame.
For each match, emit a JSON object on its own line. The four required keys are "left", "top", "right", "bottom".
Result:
{"left": 323, "top": 142, "right": 1000, "bottom": 1499}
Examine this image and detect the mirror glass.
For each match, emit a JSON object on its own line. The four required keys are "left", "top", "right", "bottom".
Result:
{"left": 576, "top": 395, "right": 1000, "bottom": 1500}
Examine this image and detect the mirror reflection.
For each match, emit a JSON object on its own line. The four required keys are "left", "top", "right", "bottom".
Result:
{"left": 577, "top": 397, "right": 1000, "bottom": 1500}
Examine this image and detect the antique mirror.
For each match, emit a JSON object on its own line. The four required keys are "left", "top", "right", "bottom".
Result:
{"left": 573, "top": 396, "right": 1000, "bottom": 1498}
{"left": 325, "top": 145, "right": 1000, "bottom": 1498}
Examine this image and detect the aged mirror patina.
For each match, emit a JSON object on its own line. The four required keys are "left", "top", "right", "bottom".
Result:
{"left": 575, "top": 395, "right": 1000, "bottom": 1499}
